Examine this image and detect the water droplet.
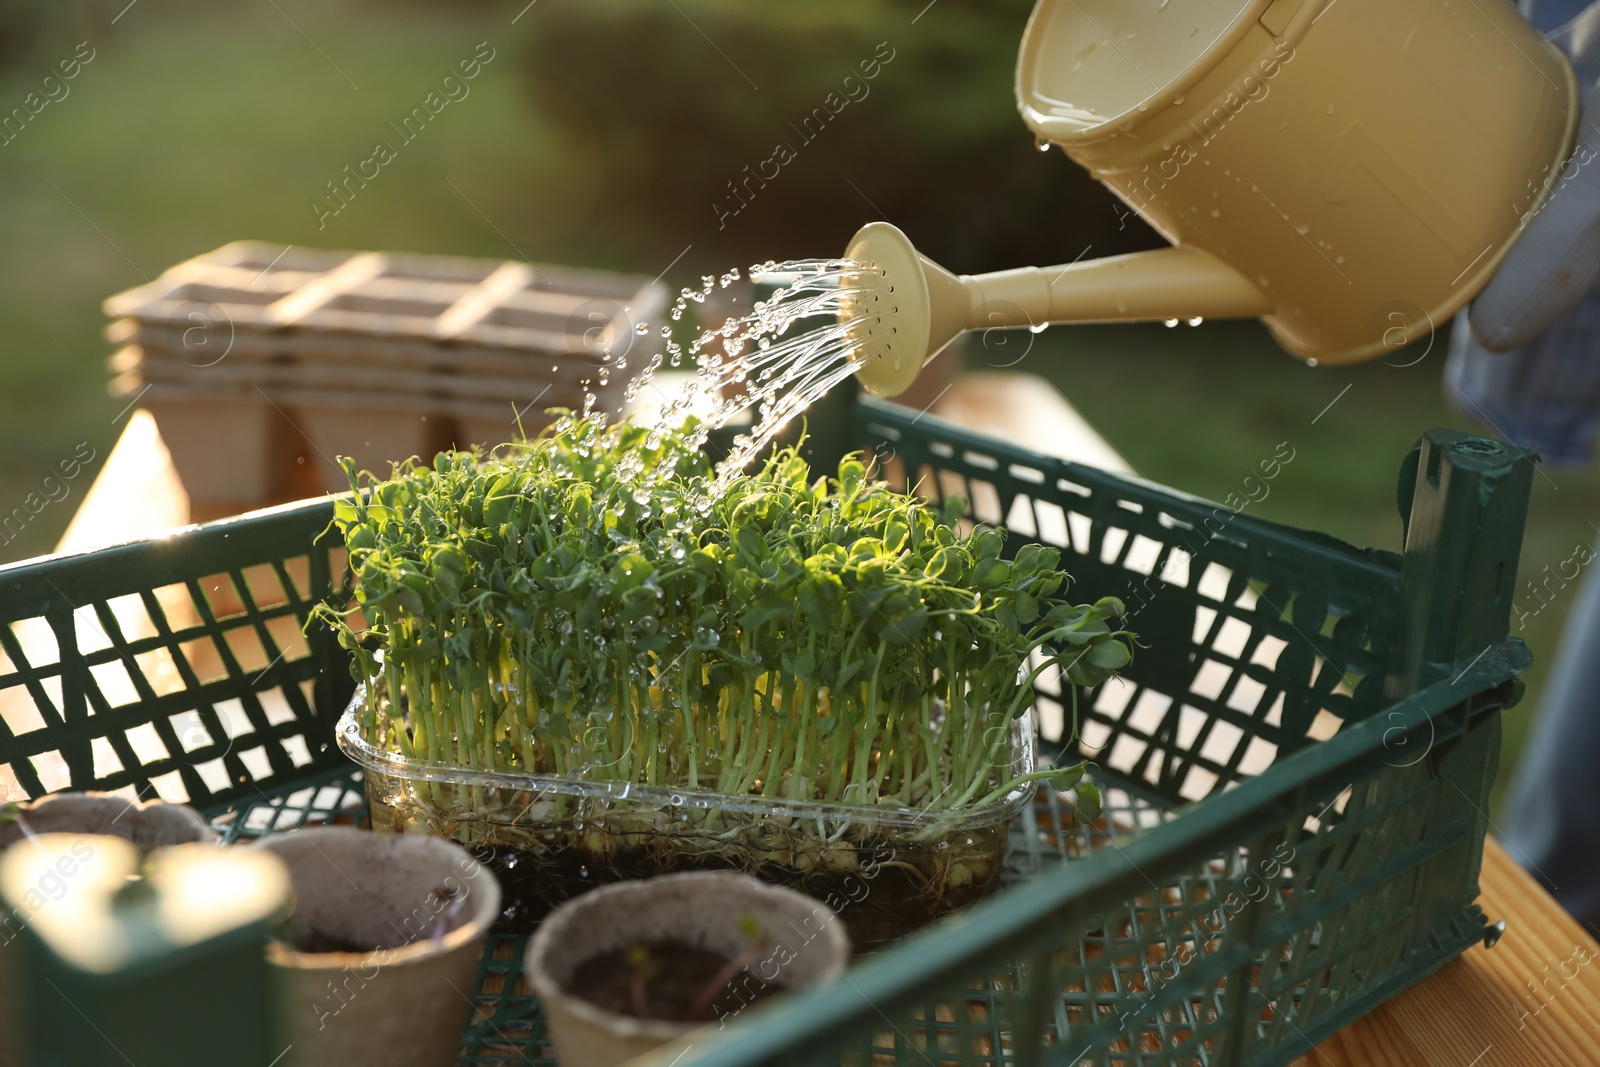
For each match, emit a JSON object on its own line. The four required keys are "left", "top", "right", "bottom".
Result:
{"left": 1028, "top": 322, "right": 1049, "bottom": 335}
{"left": 634, "top": 322, "right": 650, "bottom": 335}
{"left": 1164, "top": 318, "right": 1180, "bottom": 328}
{"left": 1187, "top": 317, "right": 1204, "bottom": 327}
{"left": 1035, "top": 136, "right": 1051, "bottom": 153}
{"left": 1307, "top": 358, "right": 1319, "bottom": 367}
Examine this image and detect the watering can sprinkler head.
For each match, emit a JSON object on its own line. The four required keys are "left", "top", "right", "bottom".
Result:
{"left": 843, "top": 222, "right": 973, "bottom": 399}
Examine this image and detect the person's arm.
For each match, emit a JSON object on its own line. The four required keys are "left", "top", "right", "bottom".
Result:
{"left": 1471, "top": 3, "right": 1600, "bottom": 350}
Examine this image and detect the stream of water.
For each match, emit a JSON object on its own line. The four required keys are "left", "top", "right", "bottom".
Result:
{"left": 619, "top": 258, "right": 874, "bottom": 486}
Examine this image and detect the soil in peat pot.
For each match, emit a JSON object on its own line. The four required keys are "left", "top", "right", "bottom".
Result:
{"left": 569, "top": 938, "right": 787, "bottom": 1022}
{"left": 283, "top": 929, "right": 383, "bottom": 954}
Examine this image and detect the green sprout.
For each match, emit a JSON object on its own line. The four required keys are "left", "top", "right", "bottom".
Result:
{"left": 316, "top": 414, "right": 1134, "bottom": 822}
{"left": 688, "top": 910, "right": 770, "bottom": 1022}
{"left": 626, "top": 943, "right": 658, "bottom": 1018}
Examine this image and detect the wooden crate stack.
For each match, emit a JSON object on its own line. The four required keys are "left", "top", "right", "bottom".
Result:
{"left": 104, "top": 242, "right": 664, "bottom": 520}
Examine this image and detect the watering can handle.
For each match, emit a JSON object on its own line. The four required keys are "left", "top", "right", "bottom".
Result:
{"left": 956, "top": 246, "right": 1272, "bottom": 332}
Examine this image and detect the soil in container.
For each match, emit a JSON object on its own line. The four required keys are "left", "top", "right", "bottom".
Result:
{"left": 569, "top": 937, "right": 787, "bottom": 1022}
{"left": 365, "top": 772, "right": 1019, "bottom": 947}
{"left": 458, "top": 835, "right": 1001, "bottom": 945}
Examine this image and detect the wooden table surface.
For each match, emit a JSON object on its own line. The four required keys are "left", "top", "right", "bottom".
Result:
{"left": 35, "top": 378, "right": 1600, "bottom": 1066}
{"left": 1306, "top": 838, "right": 1600, "bottom": 1067}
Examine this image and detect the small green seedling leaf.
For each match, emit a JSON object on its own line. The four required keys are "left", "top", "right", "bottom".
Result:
{"left": 737, "top": 911, "right": 767, "bottom": 946}
{"left": 1073, "top": 780, "right": 1102, "bottom": 825}
{"left": 626, "top": 944, "right": 658, "bottom": 979}
{"left": 1039, "top": 762, "right": 1085, "bottom": 795}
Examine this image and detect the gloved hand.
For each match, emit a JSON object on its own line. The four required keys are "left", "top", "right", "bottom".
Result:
{"left": 1471, "top": 3, "right": 1600, "bottom": 351}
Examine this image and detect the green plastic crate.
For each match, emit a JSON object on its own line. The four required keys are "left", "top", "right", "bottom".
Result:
{"left": 0, "top": 398, "right": 1532, "bottom": 1067}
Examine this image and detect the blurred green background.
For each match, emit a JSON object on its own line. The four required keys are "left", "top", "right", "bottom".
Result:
{"left": 1, "top": 0, "right": 1595, "bottom": 814}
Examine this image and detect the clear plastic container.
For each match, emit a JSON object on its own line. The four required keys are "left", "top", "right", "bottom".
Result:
{"left": 336, "top": 689, "right": 1036, "bottom": 946}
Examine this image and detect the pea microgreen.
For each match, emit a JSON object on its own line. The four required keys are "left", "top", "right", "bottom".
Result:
{"left": 316, "top": 414, "right": 1133, "bottom": 818}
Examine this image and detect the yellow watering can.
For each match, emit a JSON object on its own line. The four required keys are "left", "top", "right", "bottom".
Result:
{"left": 846, "top": 0, "right": 1580, "bottom": 398}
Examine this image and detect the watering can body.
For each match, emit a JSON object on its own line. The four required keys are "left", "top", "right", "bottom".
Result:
{"left": 847, "top": 0, "right": 1580, "bottom": 396}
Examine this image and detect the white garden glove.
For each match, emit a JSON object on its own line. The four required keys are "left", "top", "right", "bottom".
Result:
{"left": 1472, "top": 3, "right": 1600, "bottom": 351}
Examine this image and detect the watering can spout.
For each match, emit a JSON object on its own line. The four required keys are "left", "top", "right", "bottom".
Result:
{"left": 844, "top": 221, "right": 1271, "bottom": 398}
